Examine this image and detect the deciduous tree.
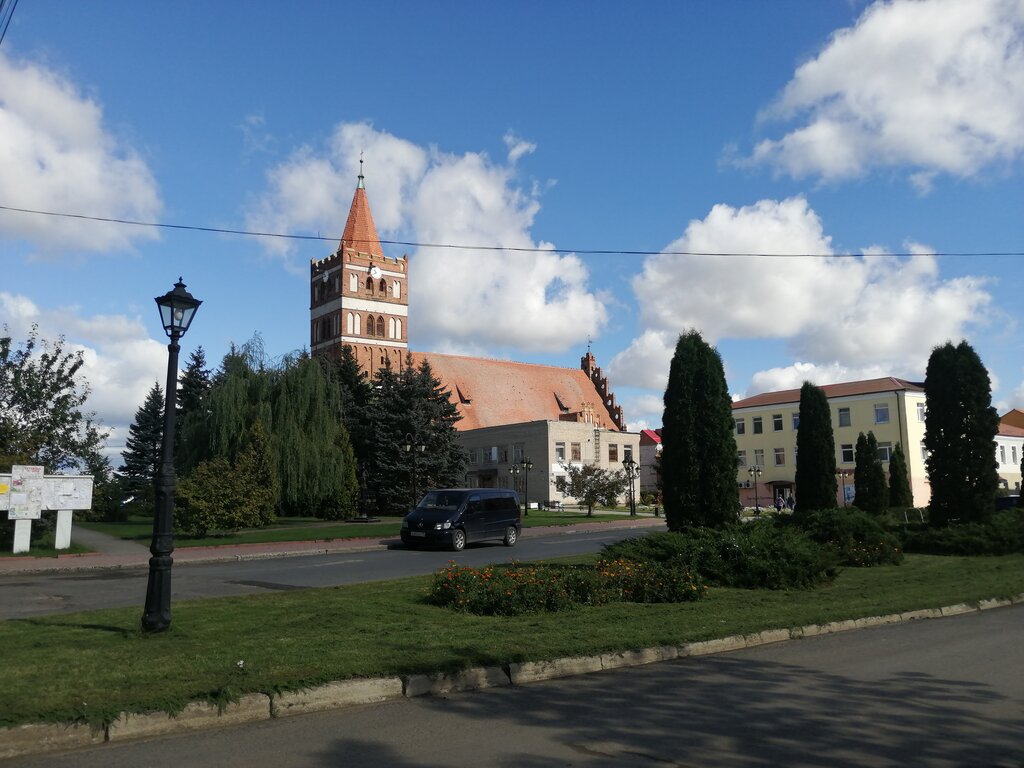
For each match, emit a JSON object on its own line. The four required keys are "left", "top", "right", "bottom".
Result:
{"left": 553, "top": 463, "right": 627, "bottom": 516}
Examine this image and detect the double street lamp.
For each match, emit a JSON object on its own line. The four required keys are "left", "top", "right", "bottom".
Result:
{"left": 404, "top": 433, "right": 426, "bottom": 508}
{"left": 142, "top": 279, "right": 201, "bottom": 633}
{"left": 836, "top": 468, "right": 852, "bottom": 507}
{"left": 622, "top": 456, "right": 640, "bottom": 517}
{"left": 516, "top": 457, "right": 533, "bottom": 516}
{"left": 747, "top": 465, "right": 763, "bottom": 515}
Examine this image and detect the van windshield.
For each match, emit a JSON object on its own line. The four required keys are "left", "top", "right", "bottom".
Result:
{"left": 416, "top": 491, "right": 468, "bottom": 511}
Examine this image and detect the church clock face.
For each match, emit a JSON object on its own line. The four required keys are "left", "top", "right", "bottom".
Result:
{"left": 369, "top": 266, "right": 382, "bottom": 279}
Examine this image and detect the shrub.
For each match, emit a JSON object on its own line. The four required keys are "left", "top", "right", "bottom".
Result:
{"left": 426, "top": 560, "right": 705, "bottom": 616}
{"left": 601, "top": 523, "right": 836, "bottom": 590}
{"left": 795, "top": 508, "right": 903, "bottom": 567}
{"left": 901, "top": 510, "right": 1024, "bottom": 556}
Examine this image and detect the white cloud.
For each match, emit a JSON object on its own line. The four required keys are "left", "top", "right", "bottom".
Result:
{"left": 503, "top": 131, "right": 536, "bottom": 164}
{"left": 747, "top": 0, "right": 1024, "bottom": 185}
{"left": 1, "top": 292, "right": 166, "bottom": 462}
{"left": 0, "top": 53, "right": 162, "bottom": 254}
{"left": 746, "top": 361, "right": 891, "bottom": 397}
{"left": 246, "top": 123, "right": 606, "bottom": 352}
{"left": 614, "top": 196, "right": 992, "bottom": 394}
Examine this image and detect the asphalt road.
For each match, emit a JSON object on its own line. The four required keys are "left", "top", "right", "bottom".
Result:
{"left": 8, "top": 604, "right": 1023, "bottom": 767}
{"left": 0, "top": 527, "right": 643, "bottom": 619}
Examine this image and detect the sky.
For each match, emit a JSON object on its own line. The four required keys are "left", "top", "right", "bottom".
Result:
{"left": 2, "top": 0, "right": 1023, "bottom": 463}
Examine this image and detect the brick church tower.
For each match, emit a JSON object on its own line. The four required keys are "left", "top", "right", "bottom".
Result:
{"left": 309, "top": 162, "right": 409, "bottom": 376}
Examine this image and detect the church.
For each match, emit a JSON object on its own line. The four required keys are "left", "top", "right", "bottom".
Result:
{"left": 309, "top": 168, "right": 640, "bottom": 508}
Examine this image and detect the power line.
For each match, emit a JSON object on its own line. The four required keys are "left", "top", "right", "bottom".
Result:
{"left": 0, "top": 203, "right": 1021, "bottom": 259}
{"left": 0, "top": 0, "right": 19, "bottom": 48}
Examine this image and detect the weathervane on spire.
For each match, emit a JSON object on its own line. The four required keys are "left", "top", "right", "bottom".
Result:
{"left": 587, "top": 336, "right": 593, "bottom": 354}
{"left": 357, "top": 151, "right": 365, "bottom": 189}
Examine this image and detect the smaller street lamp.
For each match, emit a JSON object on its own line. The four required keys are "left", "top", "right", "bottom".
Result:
{"left": 835, "top": 468, "right": 852, "bottom": 507}
{"left": 747, "top": 465, "right": 763, "bottom": 515}
{"left": 404, "top": 432, "right": 426, "bottom": 508}
{"left": 520, "top": 457, "right": 533, "bottom": 516}
{"left": 508, "top": 462, "right": 521, "bottom": 498}
{"left": 622, "top": 456, "right": 640, "bottom": 517}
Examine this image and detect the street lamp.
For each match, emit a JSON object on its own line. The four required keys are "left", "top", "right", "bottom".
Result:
{"left": 622, "top": 456, "right": 640, "bottom": 517}
{"left": 404, "top": 432, "right": 426, "bottom": 508}
{"left": 747, "top": 465, "right": 763, "bottom": 515}
{"left": 836, "top": 468, "right": 852, "bottom": 507}
{"left": 520, "top": 457, "right": 533, "bottom": 516}
{"left": 508, "top": 462, "right": 521, "bottom": 502}
{"left": 142, "top": 278, "right": 201, "bottom": 633}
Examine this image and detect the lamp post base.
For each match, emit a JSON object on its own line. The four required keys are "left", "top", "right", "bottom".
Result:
{"left": 141, "top": 554, "right": 174, "bottom": 632}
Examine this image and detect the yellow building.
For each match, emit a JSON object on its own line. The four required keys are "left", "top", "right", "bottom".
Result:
{"left": 732, "top": 378, "right": 929, "bottom": 509}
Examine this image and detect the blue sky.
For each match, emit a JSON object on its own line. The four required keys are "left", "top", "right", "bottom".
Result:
{"left": 2, "top": 0, "right": 1023, "bottom": 461}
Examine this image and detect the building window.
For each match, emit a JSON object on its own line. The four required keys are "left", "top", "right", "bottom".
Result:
{"left": 841, "top": 443, "right": 854, "bottom": 463}
{"left": 753, "top": 417, "right": 763, "bottom": 434}
{"left": 366, "top": 315, "right": 375, "bottom": 337}
{"left": 392, "top": 281, "right": 401, "bottom": 298}
{"left": 999, "top": 445, "right": 1006, "bottom": 464}
{"left": 772, "top": 414, "right": 783, "bottom": 431}
{"left": 570, "top": 442, "right": 582, "bottom": 461}
{"left": 555, "top": 442, "right": 566, "bottom": 462}
{"left": 1013, "top": 446, "right": 1019, "bottom": 465}
{"left": 774, "top": 447, "right": 785, "bottom": 466}
{"left": 754, "top": 448, "right": 764, "bottom": 467}
{"left": 624, "top": 445, "right": 633, "bottom": 462}
{"left": 874, "top": 403, "right": 890, "bottom": 424}
{"left": 468, "top": 449, "right": 478, "bottom": 466}
{"left": 513, "top": 443, "right": 524, "bottom": 463}
{"left": 365, "top": 276, "right": 374, "bottom": 292}
{"left": 837, "top": 407, "right": 851, "bottom": 427}
{"left": 921, "top": 442, "right": 928, "bottom": 462}
{"left": 379, "top": 278, "right": 387, "bottom": 293}
{"left": 792, "top": 412, "right": 800, "bottom": 430}
{"left": 349, "top": 273, "right": 358, "bottom": 292}
{"left": 735, "top": 418, "right": 745, "bottom": 435}
{"left": 877, "top": 442, "right": 893, "bottom": 462}
{"left": 737, "top": 450, "right": 747, "bottom": 468}
{"left": 917, "top": 402, "right": 926, "bottom": 422}
{"left": 609, "top": 444, "right": 619, "bottom": 462}
{"left": 376, "top": 316, "right": 385, "bottom": 336}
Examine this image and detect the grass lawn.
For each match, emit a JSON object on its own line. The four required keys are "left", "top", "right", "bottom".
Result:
{"left": 78, "top": 509, "right": 630, "bottom": 548}
{"left": 0, "top": 542, "right": 91, "bottom": 559}
{"left": 1, "top": 553, "right": 1022, "bottom": 728}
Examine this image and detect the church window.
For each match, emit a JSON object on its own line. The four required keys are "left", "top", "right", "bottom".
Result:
{"left": 395, "top": 318, "right": 402, "bottom": 339}
{"left": 388, "top": 318, "right": 396, "bottom": 339}
{"left": 349, "top": 273, "right": 357, "bottom": 292}
{"left": 354, "top": 313, "right": 361, "bottom": 335}
{"left": 392, "top": 281, "right": 401, "bottom": 298}
{"left": 346, "top": 312, "right": 354, "bottom": 334}
{"left": 366, "top": 315, "right": 375, "bottom": 336}
{"left": 376, "top": 316, "right": 385, "bottom": 336}
{"left": 365, "top": 276, "right": 374, "bottom": 293}
{"left": 379, "top": 278, "right": 387, "bottom": 293}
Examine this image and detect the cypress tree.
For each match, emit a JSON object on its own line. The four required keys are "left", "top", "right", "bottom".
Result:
{"left": 853, "top": 431, "right": 888, "bottom": 514}
{"left": 888, "top": 442, "right": 913, "bottom": 508}
{"left": 121, "top": 382, "right": 164, "bottom": 513}
{"left": 660, "top": 330, "right": 739, "bottom": 530}
{"left": 924, "top": 340, "right": 999, "bottom": 525}
{"left": 794, "top": 381, "right": 838, "bottom": 514}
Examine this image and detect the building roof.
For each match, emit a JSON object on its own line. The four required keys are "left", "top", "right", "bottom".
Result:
{"left": 411, "top": 352, "right": 625, "bottom": 432}
{"left": 339, "top": 169, "right": 384, "bottom": 257}
{"left": 998, "top": 423, "right": 1024, "bottom": 438}
{"left": 639, "top": 428, "right": 662, "bottom": 445}
{"left": 1001, "top": 409, "right": 1024, "bottom": 430}
{"left": 732, "top": 377, "right": 925, "bottom": 410}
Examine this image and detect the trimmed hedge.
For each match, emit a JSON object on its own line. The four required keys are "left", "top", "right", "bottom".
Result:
{"left": 901, "top": 510, "right": 1024, "bottom": 556}
{"left": 795, "top": 508, "right": 904, "bottom": 567}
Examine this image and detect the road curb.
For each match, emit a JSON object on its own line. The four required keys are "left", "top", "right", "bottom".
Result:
{"left": 2, "top": 592, "right": 1022, "bottom": 760}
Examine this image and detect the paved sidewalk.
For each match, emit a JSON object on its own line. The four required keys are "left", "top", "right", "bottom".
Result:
{"left": 0, "top": 515, "right": 666, "bottom": 575}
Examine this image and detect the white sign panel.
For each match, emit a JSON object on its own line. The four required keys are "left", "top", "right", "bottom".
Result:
{"left": 42, "top": 475, "right": 94, "bottom": 511}
{"left": 9, "top": 465, "right": 45, "bottom": 520}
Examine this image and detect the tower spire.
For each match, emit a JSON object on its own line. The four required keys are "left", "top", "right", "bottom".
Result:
{"left": 338, "top": 155, "right": 383, "bottom": 257}
{"left": 357, "top": 151, "right": 365, "bottom": 189}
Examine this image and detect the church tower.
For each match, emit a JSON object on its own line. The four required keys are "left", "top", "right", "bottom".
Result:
{"left": 309, "top": 162, "right": 409, "bottom": 376}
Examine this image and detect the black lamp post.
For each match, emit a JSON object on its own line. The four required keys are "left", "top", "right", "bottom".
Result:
{"left": 142, "top": 278, "right": 201, "bottom": 633}
{"left": 508, "top": 461, "right": 521, "bottom": 498}
{"left": 520, "top": 457, "right": 533, "bottom": 516}
{"left": 836, "top": 468, "right": 851, "bottom": 507}
{"left": 747, "top": 465, "right": 763, "bottom": 515}
{"left": 404, "top": 432, "right": 425, "bottom": 507}
{"left": 622, "top": 456, "right": 640, "bottom": 516}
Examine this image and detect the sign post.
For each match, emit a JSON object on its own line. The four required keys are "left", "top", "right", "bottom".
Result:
{"left": 1, "top": 467, "right": 94, "bottom": 554}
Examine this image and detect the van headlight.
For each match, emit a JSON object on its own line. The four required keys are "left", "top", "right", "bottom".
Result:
{"left": 434, "top": 521, "right": 452, "bottom": 530}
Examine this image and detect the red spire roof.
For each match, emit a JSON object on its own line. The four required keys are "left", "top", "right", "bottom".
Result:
{"left": 339, "top": 169, "right": 384, "bottom": 257}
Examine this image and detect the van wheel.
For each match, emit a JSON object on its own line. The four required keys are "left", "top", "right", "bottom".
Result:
{"left": 451, "top": 529, "right": 466, "bottom": 552}
{"left": 503, "top": 527, "right": 518, "bottom": 547}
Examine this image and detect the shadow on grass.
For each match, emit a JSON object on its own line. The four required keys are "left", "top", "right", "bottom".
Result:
{"left": 15, "top": 617, "right": 134, "bottom": 637}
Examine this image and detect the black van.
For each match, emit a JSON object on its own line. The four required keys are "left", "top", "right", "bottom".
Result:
{"left": 400, "top": 488, "right": 521, "bottom": 551}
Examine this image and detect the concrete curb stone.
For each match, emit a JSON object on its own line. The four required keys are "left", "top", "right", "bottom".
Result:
{"left": 272, "top": 678, "right": 403, "bottom": 718}
{"left": 0, "top": 723, "right": 104, "bottom": 760}
{"left": 601, "top": 646, "right": 678, "bottom": 670}
{"left": 403, "top": 666, "right": 510, "bottom": 697}
{"left": 508, "top": 656, "right": 603, "bottom": 684}
{"left": 107, "top": 694, "right": 271, "bottom": 741}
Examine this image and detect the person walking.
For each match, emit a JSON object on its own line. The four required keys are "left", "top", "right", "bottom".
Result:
{"left": 775, "top": 495, "right": 785, "bottom": 513}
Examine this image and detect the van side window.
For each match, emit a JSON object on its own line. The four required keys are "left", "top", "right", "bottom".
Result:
{"left": 466, "top": 495, "right": 482, "bottom": 513}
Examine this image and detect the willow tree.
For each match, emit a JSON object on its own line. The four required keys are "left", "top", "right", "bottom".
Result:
{"left": 661, "top": 330, "right": 739, "bottom": 530}
{"left": 794, "top": 381, "right": 838, "bottom": 514}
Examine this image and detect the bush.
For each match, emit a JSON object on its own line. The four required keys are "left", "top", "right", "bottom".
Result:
{"left": 901, "top": 510, "right": 1024, "bottom": 555}
{"left": 601, "top": 523, "right": 837, "bottom": 590}
{"left": 426, "top": 560, "right": 705, "bottom": 616}
{"left": 795, "top": 508, "right": 903, "bottom": 567}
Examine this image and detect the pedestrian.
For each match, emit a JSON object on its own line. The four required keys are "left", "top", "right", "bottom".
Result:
{"left": 786, "top": 494, "right": 795, "bottom": 512}
{"left": 775, "top": 495, "right": 784, "bottom": 513}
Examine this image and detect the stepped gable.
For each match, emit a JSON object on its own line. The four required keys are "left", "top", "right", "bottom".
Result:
{"left": 411, "top": 351, "right": 628, "bottom": 432}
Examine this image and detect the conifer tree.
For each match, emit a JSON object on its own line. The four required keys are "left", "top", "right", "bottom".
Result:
{"left": 321, "top": 345, "right": 372, "bottom": 469}
{"left": 888, "top": 442, "right": 913, "bottom": 508}
{"left": 853, "top": 431, "right": 888, "bottom": 514}
{"left": 794, "top": 381, "right": 837, "bottom": 514}
{"left": 660, "top": 330, "right": 739, "bottom": 530}
{"left": 121, "top": 382, "right": 164, "bottom": 513}
{"left": 924, "top": 340, "right": 999, "bottom": 525}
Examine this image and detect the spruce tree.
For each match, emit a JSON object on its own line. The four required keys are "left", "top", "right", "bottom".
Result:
{"left": 888, "top": 442, "right": 913, "bottom": 508}
{"left": 924, "top": 340, "right": 999, "bottom": 525}
{"left": 121, "top": 382, "right": 165, "bottom": 513}
{"left": 321, "top": 345, "right": 373, "bottom": 469}
{"left": 660, "top": 330, "right": 739, "bottom": 530}
{"left": 794, "top": 381, "right": 838, "bottom": 514}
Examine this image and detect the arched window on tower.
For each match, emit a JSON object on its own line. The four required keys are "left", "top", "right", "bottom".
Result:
{"left": 379, "top": 278, "right": 386, "bottom": 293}
{"left": 349, "top": 273, "right": 357, "bottom": 292}
{"left": 392, "top": 281, "right": 401, "bottom": 298}
{"left": 388, "top": 318, "right": 396, "bottom": 339}
{"left": 346, "top": 312, "right": 354, "bottom": 334}
{"left": 366, "top": 315, "right": 375, "bottom": 337}
{"left": 396, "top": 318, "right": 402, "bottom": 339}
{"left": 365, "top": 276, "right": 374, "bottom": 293}
{"left": 354, "top": 313, "right": 361, "bottom": 335}
{"left": 376, "top": 316, "right": 385, "bottom": 337}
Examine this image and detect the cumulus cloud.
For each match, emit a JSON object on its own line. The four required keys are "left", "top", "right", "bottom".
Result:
{"left": 503, "top": 131, "right": 536, "bottom": 164}
{"left": 1, "top": 292, "right": 167, "bottom": 461}
{"left": 0, "top": 53, "right": 161, "bottom": 254}
{"left": 246, "top": 122, "right": 606, "bottom": 352}
{"left": 610, "top": 196, "right": 992, "bottom": 392}
{"left": 746, "top": 0, "right": 1024, "bottom": 185}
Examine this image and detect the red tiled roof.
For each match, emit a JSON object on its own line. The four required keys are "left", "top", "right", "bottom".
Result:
{"left": 999, "top": 423, "right": 1024, "bottom": 437}
{"left": 732, "top": 377, "right": 924, "bottom": 410}
{"left": 640, "top": 428, "right": 662, "bottom": 445}
{"left": 411, "top": 352, "right": 624, "bottom": 432}
{"left": 1001, "top": 409, "right": 1024, "bottom": 430}
{"left": 340, "top": 184, "right": 384, "bottom": 257}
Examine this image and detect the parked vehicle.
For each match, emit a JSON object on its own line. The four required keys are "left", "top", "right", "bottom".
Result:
{"left": 401, "top": 488, "right": 521, "bottom": 551}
